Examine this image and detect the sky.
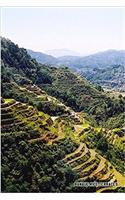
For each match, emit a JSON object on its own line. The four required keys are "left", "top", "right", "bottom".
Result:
{"left": 1, "top": 7, "right": 125, "bottom": 55}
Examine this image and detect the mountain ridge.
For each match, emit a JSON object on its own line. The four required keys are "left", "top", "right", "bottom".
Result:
{"left": 28, "top": 48, "right": 125, "bottom": 67}
{"left": 28, "top": 48, "right": 125, "bottom": 91}
{"left": 27, "top": 49, "right": 58, "bottom": 65}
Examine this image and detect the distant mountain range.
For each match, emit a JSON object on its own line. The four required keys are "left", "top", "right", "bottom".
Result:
{"left": 27, "top": 49, "right": 57, "bottom": 65}
{"left": 60, "top": 49, "right": 125, "bottom": 70}
{"left": 28, "top": 49, "right": 125, "bottom": 91}
{"left": 45, "top": 48, "right": 81, "bottom": 57}
{"left": 28, "top": 49, "right": 125, "bottom": 68}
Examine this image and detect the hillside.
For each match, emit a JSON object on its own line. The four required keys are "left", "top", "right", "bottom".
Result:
{"left": 1, "top": 85, "right": 125, "bottom": 192}
{"left": 82, "top": 64, "right": 125, "bottom": 91}
{"left": 2, "top": 38, "right": 125, "bottom": 127}
{"left": 1, "top": 81, "right": 125, "bottom": 192}
{"left": 58, "top": 50, "right": 125, "bottom": 91}
{"left": 58, "top": 50, "right": 125, "bottom": 69}
{"left": 41, "top": 67, "right": 125, "bottom": 128}
{"left": 28, "top": 48, "right": 125, "bottom": 91}
{"left": 1, "top": 37, "right": 125, "bottom": 193}
{"left": 27, "top": 49, "right": 58, "bottom": 65}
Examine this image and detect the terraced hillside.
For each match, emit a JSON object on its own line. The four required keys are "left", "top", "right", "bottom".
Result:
{"left": 1, "top": 95, "right": 125, "bottom": 192}
{"left": 1, "top": 95, "right": 77, "bottom": 145}
{"left": 1, "top": 37, "right": 125, "bottom": 193}
{"left": 1, "top": 98, "right": 55, "bottom": 141}
{"left": 63, "top": 142, "right": 125, "bottom": 192}
{"left": 77, "top": 126, "right": 125, "bottom": 177}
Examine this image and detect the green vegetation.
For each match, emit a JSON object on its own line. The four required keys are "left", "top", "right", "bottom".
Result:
{"left": 42, "top": 67, "right": 125, "bottom": 128}
{"left": 1, "top": 37, "right": 125, "bottom": 193}
{"left": 81, "top": 128, "right": 125, "bottom": 175}
{"left": 83, "top": 65, "right": 125, "bottom": 91}
{"left": 2, "top": 37, "right": 125, "bottom": 128}
{"left": 2, "top": 133, "right": 78, "bottom": 192}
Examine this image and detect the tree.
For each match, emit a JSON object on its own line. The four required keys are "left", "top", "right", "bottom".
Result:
{"left": 97, "top": 137, "right": 108, "bottom": 152}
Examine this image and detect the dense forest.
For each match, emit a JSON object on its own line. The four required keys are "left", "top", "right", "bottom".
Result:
{"left": 1, "top": 37, "right": 125, "bottom": 193}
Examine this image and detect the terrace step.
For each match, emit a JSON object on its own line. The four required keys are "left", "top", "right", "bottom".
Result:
{"left": 1, "top": 99, "right": 16, "bottom": 108}
{"left": 89, "top": 157, "right": 108, "bottom": 180}
{"left": 1, "top": 113, "right": 14, "bottom": 120}
{"left": 1, "top": 121, "right": 26, "bottom": 133}
{"left": 1, "top": 117, "right": 21, "bottom": 125}
{"left": 2, "top": 106, "right": 36, "bottom": 119}
{"left": 28, "top": 132, "right": 58, "bottom": 144}
{"left": 63, "top": 143, "right": 85, "bottom": 162}
{"left": 79, "top": 158, "right": 100, "bottom": 179}
{"left": 69, "top": 151, "right": 91, "bottom": 168}
{"left": 67, "top": 143, "right": 88, "bottom": 164}
{"left": 1, "top": 102, "right": 21, "bottom": 113}
{"left": 50, "top": 121, "right": 67, "bottom": 144}
{"left": 99, "top": 164, "right": 114, "bottom": 182}
{"left": 73, "top": 149, "right": 97, "bottom": 172}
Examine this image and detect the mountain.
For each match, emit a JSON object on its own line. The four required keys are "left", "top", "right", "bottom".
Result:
{"left": 57, "top": 50, "right": 125, "bottom": 69}
{"left": 27, "top": 49, "right": 58, "bottom": 65}
{"left": 1, "top": 37, "right": 125, "bottom": 193}
{"left": 28, "top": 49, "right": 125, "bottom": 91}
{"left": 45, "top": 48, "right": 81, "bottom": 57}
{"left": 57, "top": 50, "right": 125, "bottom": 91}
{"left": 57, "top": 55, "right": 80, "bottom": 66}
{"left": 28, "top": 49, "right": 125, "bottom": 70}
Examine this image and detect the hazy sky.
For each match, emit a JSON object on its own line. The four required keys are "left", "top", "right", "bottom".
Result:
{"left": 1, "top": 7, "right": 125, "bottom": 55}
